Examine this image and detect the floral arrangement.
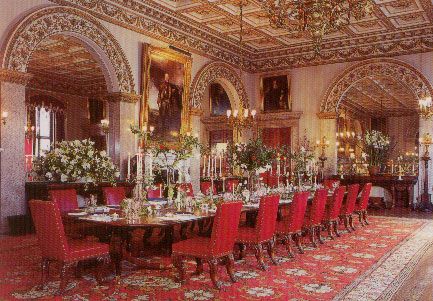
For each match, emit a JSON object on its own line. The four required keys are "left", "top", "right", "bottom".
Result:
{"left": 359, "top": 130, "right": 392, "bottom": 167}
{"left": 228, "top": 138, "right": 277, "bottom": 174}
{"left": 34, "top": 139, "right": 119, "bottom": 185}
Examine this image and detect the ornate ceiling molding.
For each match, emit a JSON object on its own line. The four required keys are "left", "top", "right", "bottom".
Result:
{"left": 0, "top": 68, "right": 33, "bottom": 86}
{"left": 1, "top": 6, "right": 136, "bottom": 94}
{"left": 190, "top": 62, "right": 249, "bottom": 111}
{"left": 320, "top": 58, "right": 433, "bottom": 114}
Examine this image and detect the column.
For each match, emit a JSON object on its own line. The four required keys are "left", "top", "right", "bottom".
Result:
{"left": 418, "top": 118, "right": 433, "bottom": 206}
{"left": 318, "top": 112, "right": 338, "bottom": 176}
{"left": 0, "top": 69, "right": 32, "bottom": 233}
{"left": 190, "top": 111, "right": 202, "bottom": 194}
{"left": 107, "top": 92, "right": 140, "bottom": 180}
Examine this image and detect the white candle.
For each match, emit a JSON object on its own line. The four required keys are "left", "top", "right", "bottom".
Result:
{"left": 127, "top": 152, "right": 131, "bottom": 179}
{"left": 203, "top": 155, "right": 206, "bottom": 177}
{"left": 214, "top": 156, "right": 217, "bottom": 177}
{"left": 284, "top": 158, "right": 287, "bottom": 174}
{"left": 232, "top": 182, "right": 235, "bottom": 193}
{"left": 223, "top": 177, "right": 225, "bottom": 192}
{"left": 219, "top": 155, "right": 222, "bottom": 177}
{"left": 208, "top": 155, "right": 211, "bottom": 177}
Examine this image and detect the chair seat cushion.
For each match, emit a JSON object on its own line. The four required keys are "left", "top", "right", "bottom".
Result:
{"left": 67, "top": 239, "right": 109, "bottom": 262}
{"left": 172, "top": 237, "right": 212, "bottom": 258}
{"left": 237, "top": 227, "right": 259, "bottom": 243}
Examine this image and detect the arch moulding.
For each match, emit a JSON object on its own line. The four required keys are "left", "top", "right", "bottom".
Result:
{"left": 320, "top": 58, "right": 433, "bottom": 115}
{"left": 1, "top": 6, "right": 137, "bottom": 98}
{"left": 190, "top": 62, "right": 249, "bottom": 111}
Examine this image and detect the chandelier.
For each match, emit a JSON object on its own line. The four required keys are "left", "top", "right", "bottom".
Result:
{"left": 258, "top": 0, "right": 373, "bottom": 50}
{"left": 226, "top": 108, "right": 257, "bottom": 137}
{"left": 419, "top": 95, "right": 433, "bottom": 120}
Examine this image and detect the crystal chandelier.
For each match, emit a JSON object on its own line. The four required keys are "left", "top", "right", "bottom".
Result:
{"left": 258, "top": 0, "right": 373, "bottom": 50}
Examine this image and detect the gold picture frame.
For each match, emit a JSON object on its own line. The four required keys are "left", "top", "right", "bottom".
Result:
{"left": 259, "top": 72, "right": 291, "bottom": 113}
{"left": 140, "top": 43, "right": 192, "bottom": 143}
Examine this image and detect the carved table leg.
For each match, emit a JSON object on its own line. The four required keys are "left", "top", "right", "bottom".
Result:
{"left": 109, "top": 228, "right": 123, "bottom": 277}
{"left": 173, "top": 255, "right": 186, "bottom": 283}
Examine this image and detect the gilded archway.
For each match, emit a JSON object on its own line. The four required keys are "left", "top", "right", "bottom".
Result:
{"left": 320, "top": 58, "right": 433, "bottom": 114}
{"left": 190, "top": 62, "right": 249, "bottom": 110}
{"left": 1, "top": 6, "right": 136, "bottom": 95}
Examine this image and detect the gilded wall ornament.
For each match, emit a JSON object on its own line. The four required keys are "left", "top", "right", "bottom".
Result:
{"left": 1, "top": 6, "right": 136, "bottom": 95}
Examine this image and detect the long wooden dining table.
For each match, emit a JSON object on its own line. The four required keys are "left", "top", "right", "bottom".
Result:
{"left": 63, "top": 195, "right": 325, "bottom": 275}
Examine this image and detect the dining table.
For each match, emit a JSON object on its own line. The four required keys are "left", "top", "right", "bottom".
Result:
{"left": 63, "top": 193, "right": 331, "bottom": 275}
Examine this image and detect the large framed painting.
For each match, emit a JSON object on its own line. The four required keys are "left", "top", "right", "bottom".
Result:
{"left": 260, "top": 73, "right": 291, "bottom": 112}
{"left": 209, "top": 83, "right": 231, "bottom": 116}
{"left": 141, "top": 44, "right": 192, "bottom": 142}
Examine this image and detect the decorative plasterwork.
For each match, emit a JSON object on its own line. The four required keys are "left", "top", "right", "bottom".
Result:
{"left": 320, "top": 58, "right": 433, "bottom": 114}
{"left": 1, "top": 6, "right": 136, "bottom": 94}
{"left": 46, "top": 0, "right": 433, "bottom": 72}
{"left": 190, "top": 62, "right": 249, "bottom": 110}
{"left": 0, "top": 68, "right": 33, "bottom": 86}
{"left": 107, "top": 92, "right": 141, "bottom": 103}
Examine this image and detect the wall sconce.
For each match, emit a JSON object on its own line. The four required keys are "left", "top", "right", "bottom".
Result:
{"left": 1, "top": 111, "right": 9, "bottom": 125}
{"left": 100, "top": 119, "right": 110, "bottom": 134}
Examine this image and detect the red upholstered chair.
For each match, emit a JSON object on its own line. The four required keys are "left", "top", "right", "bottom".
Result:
{"left": 322, "top": 186, "right": 346, "bottom": 239}
{"left": 276, "top": 191, "right": 310, "bottom": 257}
{"left": 259, "top": 172, "right": 269, "bottom": 186}
{"left": 354, "top": 183, "right": 372, "bottom": 226}
{"left": 172, "top": 201, "right": 243, "bottom": 289}
{"left": 302, "top": 188, "right": 328, "bottom": 247}
{"left": 147, "top": 186, "right": 163, "bottom": 199}
{"left": 200, "top": 181, "right": 217, "bottom": 195}
{"left": 29, "top": 200, "right": 110, "bottom": 295}
{"left": 226, "top": 178, "right": 240, "bottom": 193}
{"left": 323, "top": 179, "right": 340, "bottom": 190}
{"left": 48, "top": 189, "right": 79, "bottom": 213}
{"left": 178, "top": 183, "right": 194, "bottom": 197}
{"left": 339, "top": 184, "right": 360, "bottom": 232}
{"left": 102, "top": 186, "right": 126, "bottom": 206}
{"left": 236, "top": 194, "right": 280, "bottom": 270}
{"left": 267, "top": 175, "right": 279, "bottom": 188}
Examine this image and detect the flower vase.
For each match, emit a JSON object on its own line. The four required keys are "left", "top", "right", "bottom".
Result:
{"left": 368, "top": 165, "right": 380, "bottom": 176}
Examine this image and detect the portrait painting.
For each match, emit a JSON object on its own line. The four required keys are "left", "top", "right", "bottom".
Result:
{"left": 260, "top": 74, "right": 291, "bottom": 112}
{"left": 209, "top": 83, "right": 231, "bottom": 116}
{"left": 142, "top": 45, "right": 192, "bottom": 142}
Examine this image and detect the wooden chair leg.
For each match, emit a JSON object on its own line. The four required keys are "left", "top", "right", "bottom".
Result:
{"left": 173, "top": 255, "right": 186, "bottom": 283}
{"left": 349, "top": 215, "right": 356, "bottom": 231}
{"left": 326, "top": 221, "right": 334, "bottom": 240}
{"left": 208, "top": 259, "right": 221, "bottom": 289}
{"left": 193, "top": 258, "right": 204, "bottom": 275}
{"left": 316, "top": 226, "right": 325, "bottom": 244}
{"left": 285, "top": 235, "right": 295, "bottom": 258}
{"left": 293, "top": 233, "right": 304, "bottom": 254}
{"left": 358, "top": 212, "right": 365, "bottom": 226}
{"left": 363, "top": 211, "right": 369, "bottom": 225}
{"left": 239, "top": 243, "right": 247, "bottom": 260}
{"left": 266, "top": 239, "right": 278, "bottom": 265}
{"left": 254, "top": 244, "right": 267, "bottom": 271}
{"left": 333, "top": 221, "right": 341, "bottom": 237}
{"left": 224, "top": 254, "right": 238, "bottom": 283}
{"left": 343, "top": 216, "right": 351, "bottom": 233}
{"left": 309, "top": 226, "right": 317, "bottom": 248}
{"left": 94, "top": 256, "right": 108, "bottom": 285}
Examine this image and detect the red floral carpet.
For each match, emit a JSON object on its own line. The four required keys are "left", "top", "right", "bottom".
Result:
{"left": 0, "top": 216, "right": 429, "bottom": 301}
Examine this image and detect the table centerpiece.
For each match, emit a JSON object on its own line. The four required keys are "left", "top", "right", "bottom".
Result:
{"left": 358, "top": 130, "right": 392, "bottom": 175}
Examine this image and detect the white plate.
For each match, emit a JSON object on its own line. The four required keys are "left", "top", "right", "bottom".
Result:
{"left": 68, "top": 211, "right": 87, "bottom": 216}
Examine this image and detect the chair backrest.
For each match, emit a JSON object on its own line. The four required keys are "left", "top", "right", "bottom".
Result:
{"left": 323, "top": 179, "right": 340, "bottom": 190}
{"left": 102, "top": 186, "right": 126, "bottom": 206}
{"left": 307, "top": 188, "right": 328, "bottom": 225}
{"left": 210, "top": 201, "right": 243, "bottom": 256}
{"left": 326, "top": 186, "right": 346, "bottom": 220}
{"left": 342, "top": 184, "right": 360, "bottom": 215}
{"left": 259, "top": 172, "right": 269, "bottom": 186}
{"left": 200, "top": 181, "right": 217, "bottom": 195}
{"left": 147, "top": 186, "right": 163, "bottom": 199}
{"left": 256, "top": 194, "right": 280, "bottom": 241}
{"left": 226, "top": 179, "right": 240, "bottom": 193}
{"left": 267, "top": 175, "right": 279, "bottom": 188}
{"left": 29, "top": 200, "right": 69, "bottom": 260}
{"left": 178, "top": 183, "right": 194, "bottom": 197}
{"left": 284, "top": 191, "right": 310, "bottom": 233}
{"left": 48, "top": 189, "right": 78, "bottom": 213}
{"left": 358, "top": 183, "right": 372, "bottom": 210}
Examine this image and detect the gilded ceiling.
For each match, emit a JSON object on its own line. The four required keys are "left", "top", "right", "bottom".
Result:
{"left": 50, "top": 0, "right": 433, "bottom": 72}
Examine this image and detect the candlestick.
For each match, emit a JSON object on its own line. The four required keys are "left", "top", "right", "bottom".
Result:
{"left": 208, "top": 155, "right": 211, "bottom": 178}
{"left": 219, "top": 155, "right": 222, "bottom": 178}
{"left": 127, "top": 152, "right": 131, "bottom": 180}
{"left": 203, "top": 155, "right": 206, "bottom": 177}
{"left": 222, "top": 177, "right": 225, "bottom": 192}
{"left": 214, "top": 156, "right": 217, "bottom": 177}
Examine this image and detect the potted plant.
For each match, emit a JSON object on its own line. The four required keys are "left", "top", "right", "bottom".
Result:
{"left": 359, "top": 130, "right": 392, "bottom": 176}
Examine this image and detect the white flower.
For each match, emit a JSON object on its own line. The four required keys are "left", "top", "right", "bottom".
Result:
{"left": 45, "top": 172, "right": 53, "bottom": 179}
{"left": 100, "top": 150, "right": 107, "bottom": 157}
{"left": 60, "top": 174, "right": 68, "bottom": 182}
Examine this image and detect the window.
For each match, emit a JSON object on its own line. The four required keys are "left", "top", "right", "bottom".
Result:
{"left": 34, "top": 107, "right": 56, "bottom": 157}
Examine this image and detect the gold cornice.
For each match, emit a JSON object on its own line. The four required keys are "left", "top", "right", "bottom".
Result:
{"left": 107, "top": 92, "right": 141, "bottom": 103}
{"left": 317, "top": 112, "right": 338, "bottom": 119}
{"left": 190, "top": 108, "right": 203, "bottom": 117}
{"left": 0, "top": 69, "right": 33, "bottom": 86}
{"left": 256, "top": 111, "right": 303, "bottom": 121}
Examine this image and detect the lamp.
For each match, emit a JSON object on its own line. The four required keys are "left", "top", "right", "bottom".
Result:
{"left": 100, "top": 119, "right": 110, "bottom": 134}
{"left": 316, "top": 136, "right": 330, "bottom": 168}
{"left": 226, "top": 107, "right": 257, "bottom": 138}
{"left": 419, "top": 95, "right": 433, "bottom": 120}
{"left": 1, "top": 111, "right": 8, "bottom": 125}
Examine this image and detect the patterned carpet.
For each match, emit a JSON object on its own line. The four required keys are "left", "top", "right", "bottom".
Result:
{"left": 0, "top": 216, "right": 432, "bottom": 301}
